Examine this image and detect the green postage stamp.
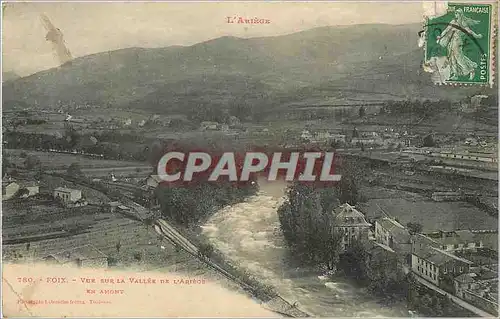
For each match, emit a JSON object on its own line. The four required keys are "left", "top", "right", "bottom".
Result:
{"left": 422, "top": 2, "right": 497, "bottom": 86}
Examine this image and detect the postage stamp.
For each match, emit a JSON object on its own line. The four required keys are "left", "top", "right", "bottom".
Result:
{"left": 422, "top": 2, "right": 497, "bottom": 86}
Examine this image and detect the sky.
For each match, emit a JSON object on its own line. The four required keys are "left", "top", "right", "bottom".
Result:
{"left": 2, "top": 1, "right": 425, "bottom": 76}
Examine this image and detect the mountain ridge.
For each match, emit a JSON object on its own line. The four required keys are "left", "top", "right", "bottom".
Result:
{"left": 2, "top": 23, "right": 484, "bottom": 116}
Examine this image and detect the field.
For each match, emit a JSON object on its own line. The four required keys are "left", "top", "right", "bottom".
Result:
{"left": 360, "top": 194, "right": 498, "bottom": 233}
{"left": 4, "top": 149, "right": 150, "bottom": 170}
{"left": 2, "top": 198, "right": 244, "bottom": 293}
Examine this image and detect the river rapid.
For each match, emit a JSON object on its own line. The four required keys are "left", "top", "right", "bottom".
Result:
{"left": 201, "top": 181, "right": 411, "bottom": 317}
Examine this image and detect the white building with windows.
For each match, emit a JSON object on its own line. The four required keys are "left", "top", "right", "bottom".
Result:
{"left": 331, "top": 203, "right": 371, "bottom": 252}
{"left": 374, "top": 217, "right": 412, "bottom": 262}
{"left": 54, "top": 187, "right": 82, "bottom": 204}
{"left": 411, "top": 246, "right": 473, "bottom": 286}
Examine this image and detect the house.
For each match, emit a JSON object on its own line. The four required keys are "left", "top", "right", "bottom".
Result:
{"left": 411, "top": 246, "right": 473, "bottom": 286}
{"left": 362, "top": 240, "right": 405, "bottom": 281}
{"left": 427, "top": 230, "right": 483, "bottom": 252}
{"left": 227, "top": 116, "right": 240, "bottom": 127}
{"left": 331, "top": 203, "right": 371, "bottom": 252}
{"left": 218, "top": 123, "right": 229, "bottom": 132}
{"left": 2, "top": 181, "right": 20, "bottom": 200}
{"left": 146, "top": 175, "right": 163, "bottom": 188}
{"left": 314, "top": 131, "right": 332, "bottom": 141}
{"left": 42, "top": 244, "right": 108, "bottom": 268}
{"left": 330, "top": 134, "right": 346, "bottom": 143}
{"left": 431, "top": 191, "right": 463, "bottom": 202}
{"left": 454, "top": 273, "right": 478, "bottom": 298}
{"left": 461, "top": 95, "right": 488, "bottom": 113}
{"left": 107, "top": 201, "right": 121, "bottom": 213}
{"left": 200, "top": 121, "right": 219, "bottom": 131}
{"left": 301, "top": 129, "right": 313, "bottom": 141}
{"left": 19, "top": 182, "right": 39, "bottom": 198}
{"left": 374, "top": 217, "right": 412, "bottom": 263}
{"left": 454, "top": 270, "right": 499, "bottom": 315}
{"left": 53, "top": 187, "right": 82, "bottom": 204}
{"left": 351, "top": 137, "right": 380, "bottom": 145}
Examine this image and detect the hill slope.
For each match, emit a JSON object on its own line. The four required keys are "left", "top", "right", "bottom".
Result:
{"left": 2, "top": 23, "right": 489, "bottom": 116}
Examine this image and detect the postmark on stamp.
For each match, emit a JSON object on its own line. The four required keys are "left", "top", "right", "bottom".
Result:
{"left": 421, "top": 2, "right": 497, "bottom": 86}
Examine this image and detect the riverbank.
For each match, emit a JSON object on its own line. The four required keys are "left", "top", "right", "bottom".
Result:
{"left": 201, "top": 192, "right": 411, "bottom": 317}
{"left": 159, "top": 216, "right": 310, "bottom": 317}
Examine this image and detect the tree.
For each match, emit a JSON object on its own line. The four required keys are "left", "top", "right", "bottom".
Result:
{"left": 199, "top": 243, "right": 214, "bottom": 260}
{"left": 338, "top": 174, "right": 358, "bottom": 205}
{"left": 2, "top": 157, "right": 11, "bottom": 177}
{"left": 25, "top": 155, "right": 41, "bottom": 170}
{"left": 352, "top": 127, "right": 359, "bottom": 138}
{"left": 422, "top": 134, "right": 436, "bottom": 147}
{"left": 358, "top": 106, "right": 366, "bottom": 118}
{"left": 67, "top": 163, "right": 83, "bottom": 177}
{"left": 63, "top": 123, "right": 81, "bottom": 148}
{"left": 16, "top": 188, "right": 30, "bottom": 198}
{"left": 406, "top": 222, "right": 423, "bottom": 234}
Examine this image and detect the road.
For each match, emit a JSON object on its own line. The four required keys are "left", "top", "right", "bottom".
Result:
{"left": 413, "top": 274, "right": 496, "bottom": 317}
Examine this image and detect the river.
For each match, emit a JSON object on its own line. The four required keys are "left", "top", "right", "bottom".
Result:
{"left": 201, "top": 181, "right": 411, "bottom": 317}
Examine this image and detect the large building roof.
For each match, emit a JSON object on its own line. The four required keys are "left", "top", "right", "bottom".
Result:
{"left": 333, "top": 203, "right": 371, "bottom": 227}
{"left": 377, "top": 217, "right": 411, "bottom": 243}
{"left": 413, "top": 246, "right": 473, "bottom": 267}
{"left": 54, "top": 187, "right": 81, "bottom": 193}
{"left": 428, "top": 230, "right": 481, "bottom": 246}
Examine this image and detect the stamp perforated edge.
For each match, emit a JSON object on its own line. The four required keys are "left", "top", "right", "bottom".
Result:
{"left": 421, "top": 1, "right": 498, "bottom": 87}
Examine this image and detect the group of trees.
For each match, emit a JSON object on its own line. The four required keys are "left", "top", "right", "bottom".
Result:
{"left": 408, "top": 277, "right": 473, "bottom": 317}
{"left": 154, "top": 179, "right": 258, "bottom": 227}
{"left": 3, "top": 129, "right": 154, "bottom": 162}
{"left": 380, "top": 99, "right": 453, "bottom": 118}
{"left": 277, "top": 158, "right": 362, "bottom": 268}
{"left": 277, "top": 183, "right": 342, "bottom": 267}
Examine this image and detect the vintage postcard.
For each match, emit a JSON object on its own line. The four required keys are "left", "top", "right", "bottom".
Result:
{"left": 1, "top": 1, "right": 499, "bottom": 318}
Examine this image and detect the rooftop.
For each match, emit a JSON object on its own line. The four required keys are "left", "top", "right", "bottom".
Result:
{"left": 455, "top": 273, "right": 477, "bottom": 284}
{"left": 433, "top": 230, "right": 480, "bottom": 246}
{"left": 377, "top": 217, "right": 411, "bottom": 243}
{"left": 333, "top": 203, "right": 371, "bottom": 227}
{"left": 413, "top": 246, "right": 473, "bottom": 267}
{"left": 22, "top": 181, "right": 39, "bottom": 188}
{"left": 54, "top": 187, "right": 81, "bottom": 193}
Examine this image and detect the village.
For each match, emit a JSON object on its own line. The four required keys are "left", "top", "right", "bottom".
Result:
{"left": 325, "top": 202, "right": 498, "bottom": 316}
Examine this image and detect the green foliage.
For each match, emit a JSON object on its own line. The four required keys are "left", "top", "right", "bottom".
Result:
{"left": 25, "top": 155, "right": 41, "bottom": 170}
{"left": 155, "top": 180, "right": 258, "bottom": 226}
{"left": 64, "top": 123, "right": 81, "bottom": 148}
{"left": 277, "top": 182, "right": 343, "bottom": 266}
{"left": 67, "top": 163, "right": 83, "bottom": 177}
{"left": 199, "top": 242, "right": 214, "bottom": 258}
{"left": 382, "top": 99, "right": 453, "bottom": 117}
{"left": 408, "top": 281, "right": 474, "bottom": 317}
{"left": 358, "top": 106, "right": 366, "bottom": 118}
{"left": 277, "top": 157, "right": 362, "bottom": 266}
{"left": 15, "top": 188, "right": 30, "bottom": 198}
{"left": 423, "top": 134, "right": 436, "bottom": 147}
{"left": 406, "top": 222, "right": 423, "bottom": 234}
